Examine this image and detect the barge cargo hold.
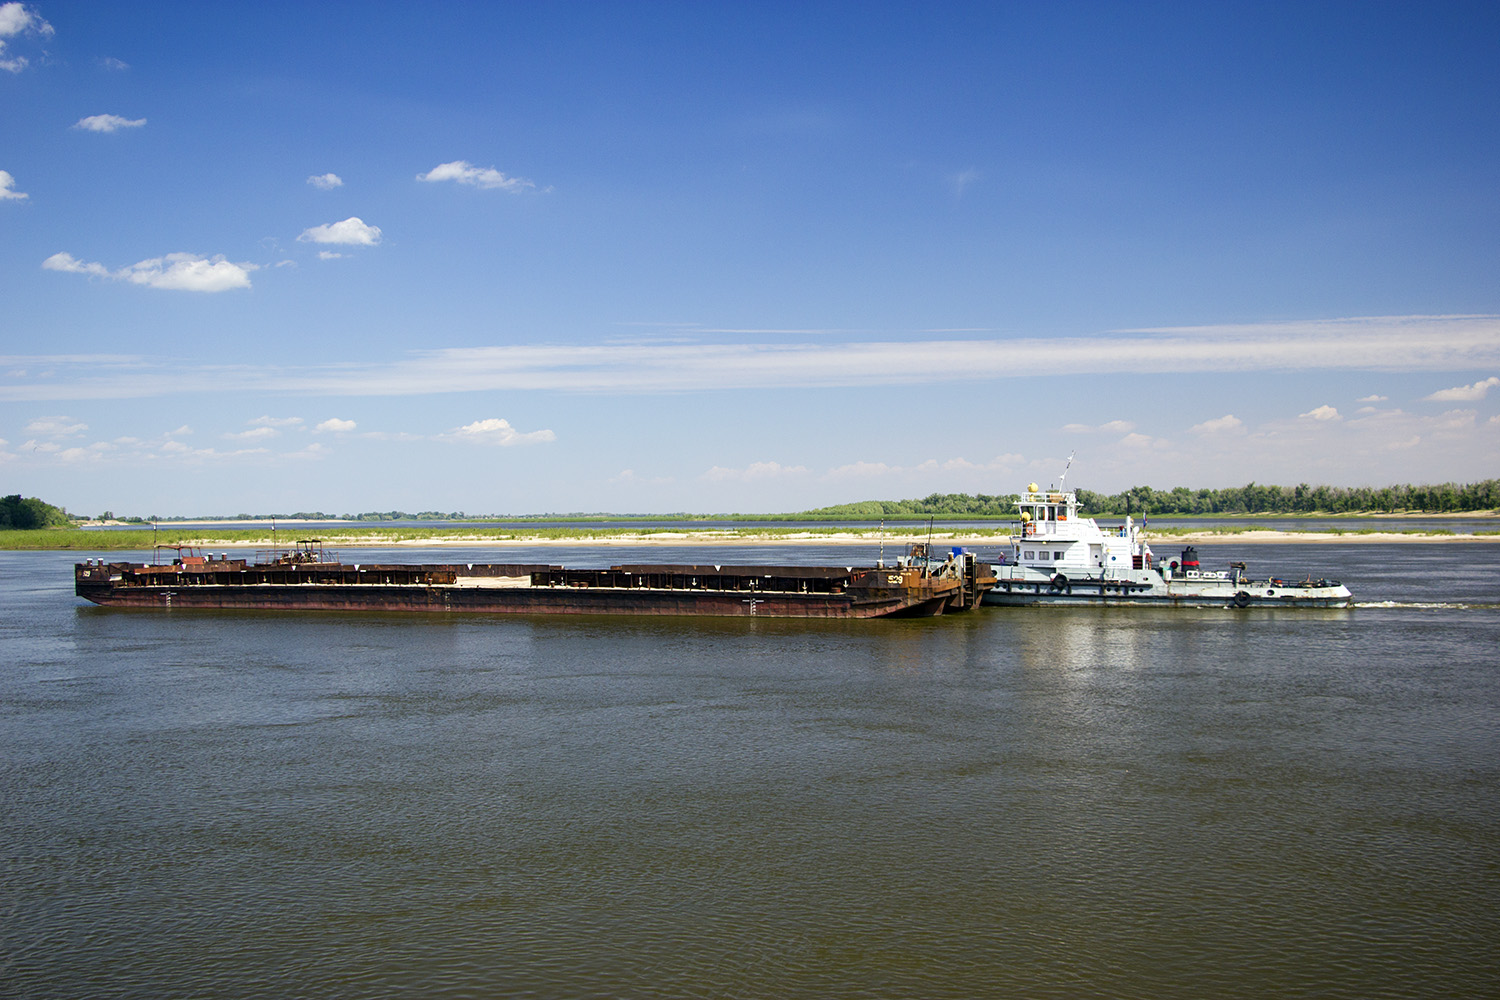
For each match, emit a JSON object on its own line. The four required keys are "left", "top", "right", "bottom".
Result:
{"left": 75, "top": 542, "right": 995, "bottom": 619}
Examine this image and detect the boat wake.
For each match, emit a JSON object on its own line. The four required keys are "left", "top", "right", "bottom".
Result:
{"left": 1353, "top": 600, "right": 1494, "bottom": 610}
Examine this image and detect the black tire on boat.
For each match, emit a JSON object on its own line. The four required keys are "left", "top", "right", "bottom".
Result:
{"left": 1051, "top": 574, "right": 1070, "bottom": 595}
{"left": 1233, "top": 590, "right": 1251, "bottom": 608}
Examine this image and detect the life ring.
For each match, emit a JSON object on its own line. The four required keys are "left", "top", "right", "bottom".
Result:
{"left": 1233, "top": 591, "right": 1250, "bottom": 608}
{"left": 1050, "top": 574, "right": 1070, "bottom": 595}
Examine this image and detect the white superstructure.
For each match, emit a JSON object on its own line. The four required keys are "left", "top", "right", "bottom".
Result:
{"left": 985, "top": 481, "right": 1352, "bottom": 608}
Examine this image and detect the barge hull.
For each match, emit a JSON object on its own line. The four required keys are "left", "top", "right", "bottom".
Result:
{"left": 77, "top": 584, "right": 954, "bottom": 618}
{"left": 75, "top": 557, "right": 965, "bottom": 619}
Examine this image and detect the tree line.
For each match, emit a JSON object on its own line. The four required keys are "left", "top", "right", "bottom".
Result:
{"left": 0, "top": 494, "right": 72, "bottom": 529}
{"left": 803, "top": 479, "right": 1500, "bottom": 518}
{"left": 1075, "top": 479, "right": 1500, "bottom": 515}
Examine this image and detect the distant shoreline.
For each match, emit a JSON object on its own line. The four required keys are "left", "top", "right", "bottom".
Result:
{"left": 28, "top": 529, "right": 1499, "bottom": 550}
{"left": 79, "top": 508, "right": 1500, "bottom": 528}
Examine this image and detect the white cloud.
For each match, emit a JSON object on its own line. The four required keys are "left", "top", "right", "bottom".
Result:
{"left": 824, "top": 460, "right": 897, "bottom": 479}
{"left": 1299, "top": 405, "right": 1342, "bottom": 422}
{"left": 1190, "top": 414, "right": 1243, "bottom": 434}
{"left": 1064, "top": 419, "right": 1136, "bottom": 434}
{"left": 298, "top": 217, "right": 382, "bottom": 246}
{"left": 250, "top": 415, "right": 303, "bottom": 427}
{"left": 0, "top": 2, "right": 52, "bottom": 73}
{"left": 315, "top": 417, "right": 356, "bottom": 433}
{"left": 128, "top": 254, "right": 255, "bottom": 291}
{"left": 318, "top": 251, "right": 343, "bottom": 260}
{"left": 25, "top": 415, "right": 87, "bottom": 437}
{"left": 951, "top": 168, "right": 981, "bottom": 198}
{"left": 43, "top": 251, "right": 256, "bottom": 292}
{"left": 287, "top": 442, "right": 330, "bottom": 460}
{"left": 6, "top": 315, "right": 1500, "bottom": 403}
{"left": 0, "top": 4, "right": 51, "bottom": 37}
{"left": 40, "top": 252, "right": 110, "bottom": 278}
{"left": 702, "top": 460, "right": 809, "bottom": 482}
{"left": 224, "top": 426, "right": 279, "bottom": 440}
{"left": 416, "top": 160, "right": 537, "bottom": 192}
{"left": 97, "top": 56, "right": 128, "bottom": 70}
{"left": 1426, "top": 376, "right": 1500, "bottom": 402}
{"left": 1432, "top": 409, "right": 1476, "bottom": 432}
{"left": 1357, "top": 394, "right": 1388, "bottom": 403}
{"left": 56, "top": 443, "right": 111, "bottom": 463}
{"left": 307, "top": 173, "right": 343, "bottom": 190}
{"left": 442, "top": 417, "right": 555, "bottom": 446}
{"left": 0, "top": 169, "right": 27, "bottom": 200}
{"left": 73, "top": 114, "right": 147, "bottom": 133}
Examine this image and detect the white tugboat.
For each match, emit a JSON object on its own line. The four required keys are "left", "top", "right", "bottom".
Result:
{"left": 983, "top": 466, "right": 1353, "bottom": 608}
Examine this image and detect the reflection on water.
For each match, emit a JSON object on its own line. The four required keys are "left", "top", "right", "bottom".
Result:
{"left": 2, "top": 546, "right": 1498, "bottom": 999}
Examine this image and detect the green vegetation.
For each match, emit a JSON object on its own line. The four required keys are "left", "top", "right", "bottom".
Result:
{"left": 0, "top": 494, "right": 72, "bottom": 529}
{"left": 1073, "top": 479, "right": 1500, "bottom": 516}
{"left": 798, "top": 493, "right": 1018, "bottom": 519}
{"left": 798, "top": 480, "right": 1500, "bottom": 519}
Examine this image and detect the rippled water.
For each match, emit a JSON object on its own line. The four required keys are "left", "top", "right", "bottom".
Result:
{"left": 3, "top": 543, "right": 1498, "bottom": 998}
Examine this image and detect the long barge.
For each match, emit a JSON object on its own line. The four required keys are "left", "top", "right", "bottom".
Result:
{"left": 75, "top": 541, "right": 995, "bottom": 619}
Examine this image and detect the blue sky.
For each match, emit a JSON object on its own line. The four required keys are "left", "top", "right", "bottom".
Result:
{"left": 3, "top": 1, "right": 1498, "bottom": 516}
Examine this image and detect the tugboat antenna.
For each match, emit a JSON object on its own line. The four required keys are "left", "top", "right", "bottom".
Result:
{"left": 1058, "top": 451, "right": 1075, "bottom": 491}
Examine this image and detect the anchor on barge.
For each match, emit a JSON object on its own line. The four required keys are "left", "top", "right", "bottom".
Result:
{"left": 75, "top": 540, "right": 996, "bottom": 619}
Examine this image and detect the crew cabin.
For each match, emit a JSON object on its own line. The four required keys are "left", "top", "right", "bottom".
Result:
{"left": 1010, "top": 482, "right": 1150, "bottom": 580}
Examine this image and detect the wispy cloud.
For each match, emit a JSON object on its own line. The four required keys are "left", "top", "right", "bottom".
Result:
{"left": 416, "top": 160, "right": 539, "bottom": 192}
{"left": 1299, "top": 405, "right": 1342, "bottom": 422}
{"left": 307, "top": 173, "right": 343, "bottom": 190}
{"left": 1426, "top": 376, "right": 1500, "bottom": 402}
{"left": 73, "top": 114, "right": 147, "bottom": 133}
{"left": 0, "top": 169, "right": 27, "bottom": 200}
{"left": 0, "top": 2, "right": 53, "bottom": 73}
{"left": 5, "top": 315, "right": 1499, "bottom": 402}
{"left": 439, "top": 418, "right": 555, "bottom": 446}
{"left": 298, "top": 217, "right": 381, "bottom": 245}
{"left": 1064, "top": 419, "right": 1136, "bottom": 434}
{"left": 702, "top": 461, "right": 809, "bottom": 482}
{"left": 823, "top": 454, "right": 1024, "bottom": 483}
{"left": 25, "top": 415, "right": 87, "bottom": 437}
{"left": 315, "top": 418, "right": 356, "bottom": 433}
{"left": 951, "top": 168, "right": 981, "bottom": 198}
{"left": 1190, "top": 414, "right": 1244, "bottom": 435}
{"left": 250, "top": 415, "right": 303, "bottom": 428}
{"left": 97, "top": 56, "right": 128, "bottom": 71}
{"left": 224, "top": 426, "right": 279, "bottom": 441}
{"left": 42, "top": 251, "right": 257, "bottom": 292}
{"left": 610, "top": 469, "right": 675, "bottom": 486}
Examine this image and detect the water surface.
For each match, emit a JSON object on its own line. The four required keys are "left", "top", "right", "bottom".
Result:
{"left": 3, "top": 544, "right": 1497, "bottom": 998}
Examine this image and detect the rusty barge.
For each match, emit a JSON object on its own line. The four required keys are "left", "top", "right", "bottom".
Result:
{"left": 75, "top": 541, "right": 995, "bottom": 619}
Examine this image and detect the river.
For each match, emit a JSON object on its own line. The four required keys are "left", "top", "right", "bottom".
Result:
{"left": 3, "top": 542, "right": 1497, "bottom": 998}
